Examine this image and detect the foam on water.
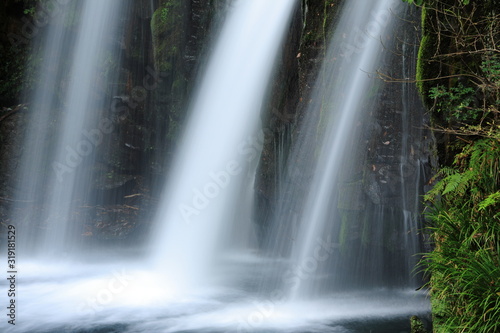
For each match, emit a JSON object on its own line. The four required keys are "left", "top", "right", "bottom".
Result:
{"left": 1, "top": 257, "right": 429, "bottom": 333}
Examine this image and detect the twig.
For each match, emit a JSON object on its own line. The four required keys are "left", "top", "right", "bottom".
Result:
{"left": 0, "top": 104, "right": 27, "bottom": 123}
{"left": 124, "top": 193, "right": 142, "bottom": 199}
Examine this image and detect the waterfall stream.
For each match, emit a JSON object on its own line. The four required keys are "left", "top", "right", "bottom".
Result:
{"left": 1, "top": 0, "right": 431, "bottom": 332}
{"left": 149, "top": 0, "right": 297, "bottom": 290}
{"left": 285, "top": 0, "right": 415, "bottom": 299}
{"left": 13, "top": 0, "right": 127, "bottom": 257}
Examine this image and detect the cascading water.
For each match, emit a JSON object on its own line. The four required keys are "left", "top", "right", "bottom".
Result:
{"left": 294, "top": 1, "right": 391, "bottom": 294}
{"left": 0, "top": 0, "right": 432, "bottom": 332}
{"left": 13, "top": 0, "right": 127, "bottom": 257}
{"left": 149, "top": 0, "right": 298, "bottom": 289}
{"left": 260, "top": 0, "right": 431, "bottom": 320}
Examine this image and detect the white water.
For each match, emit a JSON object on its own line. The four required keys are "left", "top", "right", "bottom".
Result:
{"left": 149, "top": 0, "right": 297, "bottom": 289}
{"left": 0, "top": 0, "right": 432, "bottom": 332}
{"left": 2, "top": 255, "right": 429, "bottom": 333}
{"left": 14, "top": 0, "right": 126, "bottom": 256}
{"left": 286, "top": 0, "right": 403, "bottom": 299}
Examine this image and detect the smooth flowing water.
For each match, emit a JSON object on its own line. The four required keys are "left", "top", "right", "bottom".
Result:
{"left": 262, "top": 0, "right": 430, "bottom": 311}
{"left": 1, "top": 0, "right": 431, "bottom": 332}
{"left": 149, "top": 0, "right": 298, "bottom": 290}
{"left": 289, "top": 0, "right": 407, "bottom": 299}
{"left": 13, "top": 0, "right": 127, "bottom": 257}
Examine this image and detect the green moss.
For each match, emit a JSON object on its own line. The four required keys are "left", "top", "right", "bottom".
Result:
{"left": 150, "top": 0, "right": 185, "bottom": 73}
{"left": 415, "top": 35, "right": 427, "bottom": 97}
{"left": 420, "top": 2, "right": 428, "bottom": 35}
{"left": 158, "top": 60, "right": 172, "bottom": 72}
{"left": 410, "top": 315, "right": 428, "bottom": 333}
{"left": 300, "top": 0, "right": 344, "bottom": 60}
{"left": 429, "top": 288, "right": 447, "bottom": 331}
{"left": 171, "top": 77, "right": 185, "bottom": 93}
{"left": 339, "top": 212, "right": 349, "bottom": 251}
{"left": 415, "top": 5, "right": 441, "bottom": 106}
{"left": 149, "top": 0, "right": 194, "bottom": 148}
{"left": 322, "top": 0, "right": 342, "bottom": 43}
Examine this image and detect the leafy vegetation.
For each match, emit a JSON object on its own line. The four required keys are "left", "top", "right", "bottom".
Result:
{"left": 403, "top": 0, "right": 500, "bottom": 331}
{"left": 428, "top": 83, "right": 477, "bottom": 122}
{"left": 403, "top": 0, "right": 470, "bottom": 5}
{"left": 412, "top": 0, "right": 499, "bottom": 135}
{"left": 423, "top": 139, "right": 500, "bottom": 332}
{"left": 14, "top": 0, "right": 40, "bottom": 16}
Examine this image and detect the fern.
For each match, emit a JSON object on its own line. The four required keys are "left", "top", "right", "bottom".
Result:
{"left": 424, "top": 138, "right": 500, "bottom": 333}
{"left": 424, "top": 166, "right": 459, "bottom": 202}
{"left": 442, "top": 173, "right": 463, "bottom": 195}
{"left": 437, "top": 169, "right": 474, "bottom": 197}
{"left": 439, "top": 166, "right": 458, "bottom": 176}
{"left": 479, "top": 192, "right": 500, "bottom": 211}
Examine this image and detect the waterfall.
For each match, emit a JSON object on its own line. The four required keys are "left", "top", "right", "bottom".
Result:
{"left": 149, "top": 0, "right": 297, "bottom": 289}
{"left": 13, "top": 0, "right": 127, "bottom": 257}
{"left": 0, "top": 0, "right": 431, "bottom": 332}
{"left": 262, "top": 0, "right": 427, "bottom": 300}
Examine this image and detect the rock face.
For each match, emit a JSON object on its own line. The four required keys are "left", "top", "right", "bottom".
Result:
{"left": 255, "top": 0, "right": 345, "bottom": 231}
{"left": 148, "top": 0, "right": 227, "bottom": 183}
{"left": 0, "top": 106, "right": 28, "bottom": 223}
{"left": 0, "top": 1, "right": 26, "bottom": 106}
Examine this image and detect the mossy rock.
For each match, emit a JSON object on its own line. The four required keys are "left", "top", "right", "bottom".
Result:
{"left": 410, "top": 315, "right": 428, "bottom": 333}
{"left": 416, "top": 4, "right": 444, "bottom": 108}
{"left": 150, "top": 0, "right": 187, "bottom": 73}
{"left": 150, "top": 0, "right": 190, "bottom": 148}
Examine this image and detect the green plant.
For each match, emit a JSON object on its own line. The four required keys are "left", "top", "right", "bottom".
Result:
{"left": 482, "top": 56, "right": 500, "bottom": 84}
{"left": 423, "top": 138, "right": 500, "bottom": 332}
{"left": 160, "top": 6, "right": 169, "bottom": 23}
{"left": 159, "top": 0, "right": 181, "bottom": 24}
{"left": 402, "top": 0, "right": 424, "bottom": 5}
{"left": 429, "top": 83, "right": 478, "bottom": 122}
{"left": 402, "top": 0, "right": 470, "bottom": 5}
{"left": 408, "top": 1, "right": 500, "bottom": 331}
{"left": 14, "top": 0, "right": 40, "bottom": 16}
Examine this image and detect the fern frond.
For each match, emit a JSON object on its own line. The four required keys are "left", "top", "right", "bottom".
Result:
{"left": 479, "top": 192, "right": 500, "bottom": 211}
{"left": 442, "top": 173, "right": 464, "bottom": 195}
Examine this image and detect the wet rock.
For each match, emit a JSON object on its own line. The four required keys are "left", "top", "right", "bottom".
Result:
{"left": 91, "top": 205, "right": 139, "bottom": 240}
{"left": 338, "top": 181, "right": 365, "bottom": 211}
{"left": 410, "top": 315, "right": 428, "bottom": 333}
{"left": 365, "top": 175, "right": 381, "bottom": 205}
{"left": 0, "top": 107, "right": 28, "bottom": 221}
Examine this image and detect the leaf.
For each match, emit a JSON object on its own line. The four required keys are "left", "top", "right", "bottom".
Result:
{"left": 442, "top": 173, "right": 463, "bottom": 195}
{"left": 401, "top": 0, "right": 424, "bottom": 5}
{"left": 479, "top": 192, "right": 500, "bottom": 211}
